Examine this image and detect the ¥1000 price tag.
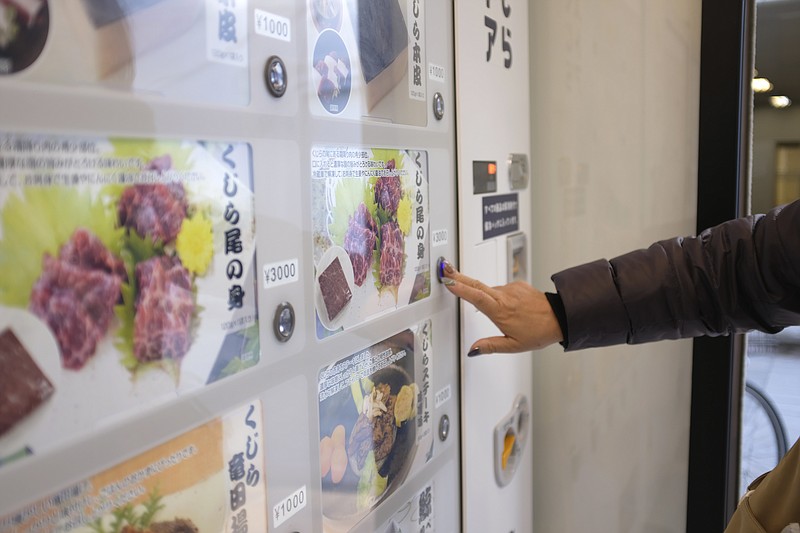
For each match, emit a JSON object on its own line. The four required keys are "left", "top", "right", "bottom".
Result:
{"left": 273, "top": 485, "right": 307, "bottom": 528}
{"left": 263, "top": 258, "right": 299, "bottom": 289}
{"left": 255, "top": 9, "right": 291, "bottom": 42}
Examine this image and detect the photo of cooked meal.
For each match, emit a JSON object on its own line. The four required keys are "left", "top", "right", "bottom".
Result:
{"left": 317, "top": 327, "right": 432, "bottom": 528}
{"left": 312, "top": 29, "right": 352, "bottom": 114}
{"left": 0, "top": 328, "right": 54, "bottom": 437}
{"left": 0, "top": 0, "right": 49, "bottom": 74}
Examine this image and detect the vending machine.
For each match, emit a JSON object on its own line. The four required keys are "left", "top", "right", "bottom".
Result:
{"left": 0, "top": 1, "right": 463, "bottom": 532}
{"left": 455, "top": 1, "right": 534, "bottom": 532}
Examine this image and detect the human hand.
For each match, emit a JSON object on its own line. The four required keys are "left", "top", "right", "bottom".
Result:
{"left": 440, "top": 259, "right": 564, "bottom": 355}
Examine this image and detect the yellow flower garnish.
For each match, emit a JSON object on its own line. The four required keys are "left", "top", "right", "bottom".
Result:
{"left": 397, "top": 195, "right": 412, "bottom": 235}
{"left": 176, "top": 214, "right": 214, "bottom": 275}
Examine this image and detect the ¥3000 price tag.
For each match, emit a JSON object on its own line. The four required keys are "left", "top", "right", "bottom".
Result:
{"left": 263, "top": 258, "right": 299, "bottom": 289}
{"left": 273, "top": 485, "right": 307, "bottom": 528}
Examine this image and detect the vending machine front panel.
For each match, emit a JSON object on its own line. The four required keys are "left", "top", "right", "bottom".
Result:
{"left": 0, "top": 2, "right": 461, "bottom": 532}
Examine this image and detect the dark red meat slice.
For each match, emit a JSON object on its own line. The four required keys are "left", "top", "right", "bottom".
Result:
{"left": 118, "top": 182, "right": 188, "bottom": 244}
{"left": 374, "top": 172, "right": 402, "bottom": 216}
{"left": 318, "top": 256, "right": 352, "bottom": 322}
{"left": 59, "top": 227, "right": 126, "bottom": 279}
{"left": 29, "top": 230, "right": 124, "bottom": 370}
{"left": 134, "top": 256, "right": 194, "bottom": 362}
{"left": 0, "top": 328, "right": 55, "bottom": 437}
{"left": 379, "top": 221, "right": 404, "bottom": 287}
{"left": 343, "top": 203, "right": 377, "bottom": 287}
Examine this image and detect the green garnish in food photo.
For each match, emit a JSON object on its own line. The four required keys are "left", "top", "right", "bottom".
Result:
{"left": 0, "top": 187, "right": 122, "bottom": 308}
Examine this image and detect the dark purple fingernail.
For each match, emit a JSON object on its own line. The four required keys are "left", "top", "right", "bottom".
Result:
{"left": 467, "top": 347, "right": 481, "bottom": 357}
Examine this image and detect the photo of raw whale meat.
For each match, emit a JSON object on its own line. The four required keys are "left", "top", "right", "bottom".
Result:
{"left": 373, "top": 161, "right": 401, "bottom": 216}
{"left": 0, "top": 328, "right": 54, "bottom": 437}
{"left": 117, "top": 156, "right": 188, "bottom": 244}
{"left": 379, "top": 221, "right": 404, "bottom": 288}
{"left": 343, "top": 202, "right": 377, "bottom": 287}
{"left": 133, "top": 255, "right": 195, "bottom": 363}
{"left": 29, "top": 228, "right": 126, "bottom": 370}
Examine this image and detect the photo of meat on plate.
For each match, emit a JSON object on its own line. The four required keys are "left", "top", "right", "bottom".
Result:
{"left": 319, "top": 362, "right": 418, "bottom": 520}
{"left": 316, "top": 248, "right": 354, "bottom": 329}
{"left": 0, "top": 328, "right": 54, "bottom": 438}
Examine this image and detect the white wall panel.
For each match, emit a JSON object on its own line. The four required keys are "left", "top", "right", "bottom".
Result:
{"left": 528, "top": 1, "right": 701, "bottom": 531}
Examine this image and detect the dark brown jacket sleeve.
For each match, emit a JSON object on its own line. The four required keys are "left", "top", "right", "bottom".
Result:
{"left": 551, "top": 200, "right": 800, "bottom": 351}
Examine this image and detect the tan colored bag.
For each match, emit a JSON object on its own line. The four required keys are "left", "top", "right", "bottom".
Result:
{"left": 725, "top": 437, "right": 800, "bottom": 532}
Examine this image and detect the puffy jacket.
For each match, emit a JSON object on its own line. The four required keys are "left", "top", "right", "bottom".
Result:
{"left": 551, "top": 199, "right": 800, "bottom": 351}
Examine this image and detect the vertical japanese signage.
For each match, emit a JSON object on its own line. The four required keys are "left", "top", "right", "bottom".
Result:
{"left": 407, "top": 0, "right": 426, "bottom": 101}
{"left": 206, "top": 0, "right": 249, "bottom": 67}
{"left": 224, "top": 403, "right": 265, "bottom": 533}
{"left": 0, "top": 133, "right": 259, "bottom": 466}
{"left": 316, "top": 322, "right": 433, "bottom": 532}
{"left": 311, "top": 147, "right": 430, "bottom": 338}
{"left": 484, "top": 0, "right": 513, "bottom": 68}
{"left": 378, "top": 481, "right": 434, "bottom": 531}
{"left": 0, "top": 401, "right": 267, "bottom": 533}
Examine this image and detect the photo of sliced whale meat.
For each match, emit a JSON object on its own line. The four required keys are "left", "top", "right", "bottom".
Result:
{"left": 374, "top": 160, "right": 401, "bottom": 215}
{"left": 118, "top": 157, "right": 187, "bottom": 244}
{"left": 343, "top": 203, "right": 377, "bottom": 287}
{"left": 29, "top": 228, "right": 125, "bottom": 370}
{"left": 133, "top": 255, "right": 194, "bottom": 362}
{"left": 379, "top": 221, "right": 404, "bottom": 287}
{"left": 0, "top": 328, "right": 54, "bottom": 437}
{"left": 319, "top": 256, "right": 352, "bottom": 322}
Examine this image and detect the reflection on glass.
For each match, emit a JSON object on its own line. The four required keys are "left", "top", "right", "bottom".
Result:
{"left": 741, "top": 0, "right": 800, "bottom": 495}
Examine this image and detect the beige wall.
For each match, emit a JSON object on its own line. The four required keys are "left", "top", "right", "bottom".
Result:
{"left": 527, "top": 1, "right": 701, "bottom": 531}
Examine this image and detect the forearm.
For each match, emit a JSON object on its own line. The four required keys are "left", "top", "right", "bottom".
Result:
{"left": 551, "top": 200, "right": 800, "bottom": 351}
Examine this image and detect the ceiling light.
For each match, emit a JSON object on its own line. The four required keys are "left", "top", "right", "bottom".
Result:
{"left": 769, "top": 95, "right": 792, "bottom": 109}
{"left": 752, "top": 77, "right": 773, "bottom": 93}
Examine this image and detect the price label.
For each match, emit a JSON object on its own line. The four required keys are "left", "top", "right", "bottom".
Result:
{"left": 273, "top": 485, "right": 306, "bottom": 528}
{"left": 263, "top": 258, "right": 299, "bottom": 289}
{"left": 431, "top": 229, "right": 448, "bottom": 247}
{"left": 255, "top": 9, "right": 292, "bottom": 42}
{"left": 435, "top": 384, "right": 452, "bottom": 408}
{"left": 428, "top": 63, "right": 446, "bottom": 83}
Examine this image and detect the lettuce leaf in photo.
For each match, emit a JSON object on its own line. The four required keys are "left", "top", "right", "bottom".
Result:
{"left": 0, "top": 187, "right": 123, "bottom": 307}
